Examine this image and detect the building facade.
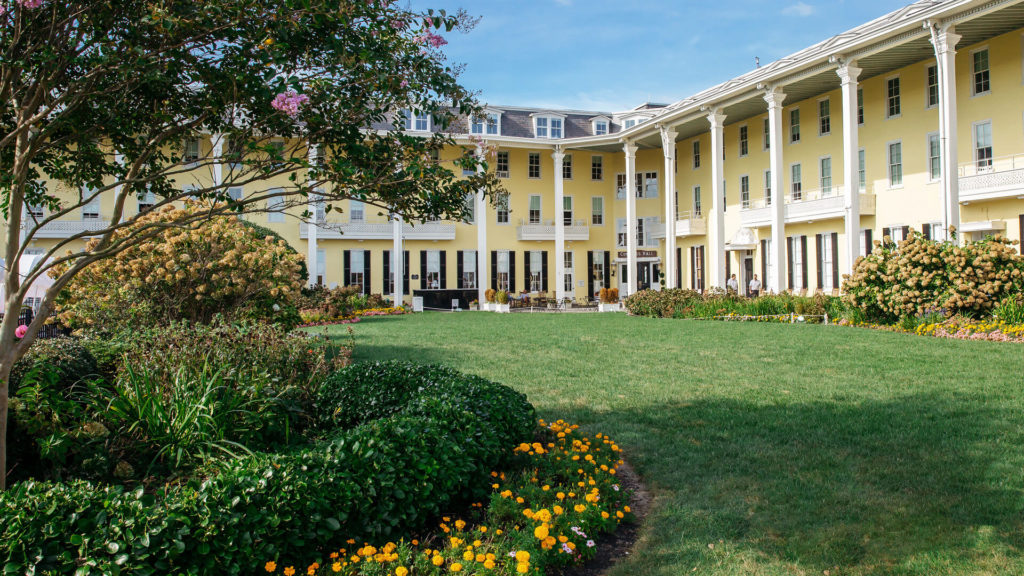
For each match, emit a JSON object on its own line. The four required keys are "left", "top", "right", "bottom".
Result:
{"left": 12, "top": 0, "right": 1024, "bottom": 308}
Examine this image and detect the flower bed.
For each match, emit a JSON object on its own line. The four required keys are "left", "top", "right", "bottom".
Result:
{"left": 268, "top": 419, "right": 634, "bottom": 576}
{"left": 839, "top": 317, "right": 1024, "bottom": 343}
{"left": 299, "top": 307, "right": 409, "bottom": 327}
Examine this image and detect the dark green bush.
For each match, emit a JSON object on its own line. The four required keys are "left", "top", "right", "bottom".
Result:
{"left": 624, "top": 288, "right": 847, "bottom": 320}
{"left": 9, "top": 337, "right": 97, "bottom": 391}
{"left": 0, "top": 361, "right": 536, "bottom": 574}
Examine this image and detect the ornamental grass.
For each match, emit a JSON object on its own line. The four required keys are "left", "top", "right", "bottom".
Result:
{"left": 270, "top": 419, "right": 634, "bottom": 576}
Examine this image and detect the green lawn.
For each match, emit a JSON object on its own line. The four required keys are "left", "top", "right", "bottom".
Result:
{"left": 314, "top": 312, "right": 1024, "bottom": 576}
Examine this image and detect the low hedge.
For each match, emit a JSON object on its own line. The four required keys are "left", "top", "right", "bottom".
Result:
{"left": 625, "top": 288, "right": 845, "bottom": 320}
{"left": 0, "top": 361, "right": 535, "bottom": 575}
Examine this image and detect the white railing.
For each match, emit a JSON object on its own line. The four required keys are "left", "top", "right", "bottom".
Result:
{"left": 958, "top": 153, "right": 1024, "bottom": 201}
{"left": 740, "top": 185, "right": 876, "bottom": 226}
{"left": 675, "top": 211, "right": 707, "bottom": 237}
{"left": 516, "top": 219, "right": 589, "bottom": 241}
{"left": 300, "top": 220, "right": 455, "bottom": 240}
{"left": 32, "top": 218, "right": 110, "bottom": 239}
{"left": 958, "top": 153, "right": 1024, "bottom": 178}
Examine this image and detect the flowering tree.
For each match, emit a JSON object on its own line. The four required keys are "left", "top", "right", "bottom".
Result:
{"left": 0, "top": 0, "right": 502, "bottom": 489}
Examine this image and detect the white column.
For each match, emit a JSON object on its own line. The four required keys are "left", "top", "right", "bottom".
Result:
{"left": 212, "top": 134, "right": 225, "bottom": 188}
{"left": 764, "top": 88, "right": 787, "bottom": 294}
{"left": 552, "top": 148, "right": 566, "bottom": 301}
{"left": 624, "top": 142, "right": 638, "bottom": 296}
{"left": 930, "top": 23, "right": 961, "bottom": 241}
{"left": 707, "top": 110, "right": 727, "bottom": 289}
{"left": 392, "top": 213, "right": 403, "bottom": 305}
{"left": 837, "top": 60, "right": 862, "bottom": 277}
{"left": 306, "top": 143, "right": 319, "bottom": 288}
{"left": 476, "top": 144, "right": 488, "bottom": 306}
{"left": 660, "top": 126, "right": 677, "bottom": 289}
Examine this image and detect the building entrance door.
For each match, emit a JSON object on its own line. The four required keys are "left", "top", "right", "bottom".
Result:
{"left": 637, "top": 262, "right": 652, "bottom": 291}
{"left": 742, "top": 253, "right": 754, "bottom": 296}
{"left": 619, "top": 264, "right": 629, "bottom": 295}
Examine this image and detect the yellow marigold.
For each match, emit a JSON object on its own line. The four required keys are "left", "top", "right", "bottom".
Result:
{"left": 432, "top": 555, "right": 445, "bottom": 567}
{"left": 265, "top": 561, "right": 277, "bottom": 572}
{"left": 396, "top": 568, "right": 408, "bottom": 576}
{"left": 455, "top": 519, "right": 466, "bottom": 530}
{"left": 517, "top": 562, "right": 530, "bottom": 573}
{"left": 534, "top": 524, "right": 549, "bottom": 540}
{"left": 515, "top": 551, "right": 530, "bottom": 562}
{"left": 284, "top": 568, "right": 295, "bottom": 576}
{"left": 484, "top": 559, "right": 496, "bottom": 569}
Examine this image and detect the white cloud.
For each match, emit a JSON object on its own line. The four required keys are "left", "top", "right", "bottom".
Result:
{"left": 782, "top": 2, "right": 815, "bottom": 17}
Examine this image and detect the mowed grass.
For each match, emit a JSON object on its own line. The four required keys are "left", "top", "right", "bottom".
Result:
{"left": 315, "top": 312, "right": 1024, "bottom": 576}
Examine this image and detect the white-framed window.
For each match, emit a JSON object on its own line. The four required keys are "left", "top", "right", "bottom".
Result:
{"left": 857, "top": 87, "right": 864, "bottom": 125}
{"left": 593, "top": 119, "right": 609, "bottom": 136}
{"left": 974, "top": 120, "right": 993, "bottom": 171}
{"left": 624, "top": 119, "right": 636, "bottom": 129}
{"left": 764, "top": 238, "right": 774, "bottom": 286}
{"left": 615, "top": 173, "right": 628, "bottom": 199}
{"left": 402, "top": 109, "right": 430, "bottom": 132}
{"left": 592, "top": 250, "right": 606, "bottom": 292}
{"left": 926, "top": 65, "right": 939, "bottom": 108}
{"left": 471, "top": 112, "right": 500, "bottom": 135}
{"left": 790, "top": 163, "right": 802, "bottom": 201}
{"left": 562, "top": 154, "right": 573, "bottom": 180}
{"left": 972, "top": 48, "right": 991, "bottom": 96}
{"left": 496, "top": 194, "right": 510, "bottom": 224}
{"left": 82, "top": 188, "right": 101, "bottom": 219}
{"left": 818, "top": 98, "right": 831, "bottom": 136}
{"left": 927, "top": 221, "right": 945, "bottom": 242}
{"left": 316, "top": 248, "right": 326, "bottom": 286}
{"left": 858, "top": 148, "right": 866, "bottom": 191}
{"left": 138, "top": 190, "right": 156, "bottom": 213}
{"left": 791, "top": 235, "right": 805, "bottom": 290}
{"left": 497, "top": 250, "right": 510, "bottom": 292}
{"left": 563, "top": 251, "right": 574, "bottom": 294}
{"left": 528, "top": 194, "right": 541, "bottom": 224}
{"left": 228, "top": 186, "right": 243, "bottom": 203}
{"left": 636, "top": 171, "right": 658, "bottom": 199}
{"left": 591, "top": 196, "right": 604, "bottom": 225}
{"left": 819, "top": 156, "right": 832, "bottom": 195}
{"left": 789, "top": 108, "right": 800, "bottom": 143}
{"left": 425, "top": 250, "right": 440, "bottom": 289}
{"left": 638, "top": 217, "right": 648, "bottom": 247}
{"left": 763, "top": 117, "right": 771, "bottom": 150}
{"left": 692, "top": 140, "right": 701, "bottom": 168}
{"left": 860, "top": 229, "right": 871, "bottom": 255}
{"left": 496, "top": 151, "right": 510, "bottom": 178}
{"left": 739, "top": 125, "right": 749, "bottom": 157}
{"left": 461, "top": 150, "right": 475, "bottom": 176}
{"left": 464, "top": 193, "right": 476, "bottom": 224}
{"left": 528, "top": 153, "right": 541, "bottom": 178}
{"left": 616, "top": 218, "right": 627, "bottom": 247}
{"left": 529, "top": 250, "right": 543, "bottom": 292}
{"left": 888, "top": 226, "right": 907, "bottom": 244}
{"left": 184, "top": 138, "right": 200, "bottom": 164}
{"left": 350, "top": 199, "right": 365, "bottom": 222}
{"left": 268, "top": 192, "right": 285, "bottom": 223}
{"left": 591, "top": 155, "right": 603, "bottom": 181}
{"left": 740, "top": 175, "right": 750, "bottom": 208}
{"left": 463, "top": 249, "right": 477, "bottom": 289}
{"left": 693, "top": 185, "right": 702, "bottom": 216}
{"left": 886, "top": 76, "right": 901, "bottom": 118}
{"left": 26, "top": 201, "right": 44, "bottom": 218}
{"left": 888, "top": 141, "right": 903, "bottom": 187}
{"left": 927, "top": 133, "right": 941, "bottom": 181}
{"left": 822, "top": 232, "right": 835, "bottom": 290}
{"left": 534, "top": 115, "right": 564, "bottom": 139}
{"left": 763, "top": 170, "right": 772, "bottom": 205}
{"left": 563, "top": 196, "right": 573, "bottom": 226}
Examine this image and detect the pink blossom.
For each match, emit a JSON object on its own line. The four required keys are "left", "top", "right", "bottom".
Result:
{"left": 16, "top": 0, "right": 43, "bottom": 7}
{"left": 413, "top": 30, "right": 447, "bottom": 48}
{"left": 390, "top": 19, "right": 406, "bottom": 30}
{"left": 271, "top": 90, "right": 310, "bottom": 118}
{"left": 15, "top": 325, "right": 28, "bottom": 339}
{"left": 399, "top": 79, "right": 409, "bottom": 88}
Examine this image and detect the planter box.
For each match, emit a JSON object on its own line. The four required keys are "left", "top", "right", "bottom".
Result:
{"left": 481, "top": 302, "right": 495, "bottom": 311}
{"left": 495, "top": 303, "right": 511, "bottom": 313}
{"left": 598, "top": 302, "right": 621, "bottom": 312}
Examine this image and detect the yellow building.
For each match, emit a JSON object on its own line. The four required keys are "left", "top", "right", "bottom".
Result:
{"left": 11, "top": 0, "right": 1024, "bottom": 308}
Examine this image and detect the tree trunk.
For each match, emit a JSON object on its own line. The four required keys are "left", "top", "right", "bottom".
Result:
{"left": 0, "top": 353, "right": 13, "bottom": 492}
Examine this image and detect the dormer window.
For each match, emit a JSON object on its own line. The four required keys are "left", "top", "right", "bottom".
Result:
{"left": 591, "top": 117, "right": 610, "bottom": 136}
{"left": 533, "top": 114, "right": 564, "bottom": 139}
{"left": 471, "top": 112, "right": 501, "bottom": 135}
{"left": 622, "top": 116, "right": 647, "bottom": 130}
{"left": 403, "top": 109, "right": 430, "bottom": 132}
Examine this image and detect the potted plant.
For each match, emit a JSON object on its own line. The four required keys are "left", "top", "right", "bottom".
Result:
{"left": 482, "top": 288, "right": 496, "bottom": 311}
{"left": 599, "top": 287, "right": 621, "bottom": 312}
{"left": 470, "top": 299, "right": 479, "bottom": 311}
{"left": 495, "top": 290, "right": 511, "bottom": 313}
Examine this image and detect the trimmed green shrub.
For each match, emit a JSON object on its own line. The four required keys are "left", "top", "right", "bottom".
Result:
{"left": 623, "top": 288, "right": 845, "bottom": 321}
{"left": 0, "top": 362, "right": 536, "bottom": 574}
{"left": 9, "top": 336, "right": 97, "bottom": 391}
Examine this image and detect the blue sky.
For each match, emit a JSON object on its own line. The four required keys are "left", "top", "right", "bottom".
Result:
{"left": 407, "top": 0, "right": 910, "bottom": 112}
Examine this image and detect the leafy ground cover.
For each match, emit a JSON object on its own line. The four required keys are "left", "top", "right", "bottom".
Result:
{"left": 319, "top": 312, "right": 1024, "bottom": 576}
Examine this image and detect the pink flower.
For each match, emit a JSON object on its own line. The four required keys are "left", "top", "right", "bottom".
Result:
{"left": 390, "top": 19, "right": 406, "bottom": 30}
{"left": 18, "top": 0, "right": 44, "bottom": 7}
{"left": 413, "top": 31, "right": 447, "bottom": 48}
{"left": 399, "top": 79, "right": 409, "bottom": 88}
{"left": 15, "top": 325, "right": 28, "bottom": 339}
{"left": 271, "top": 90, "right": 310, "bottom": 118}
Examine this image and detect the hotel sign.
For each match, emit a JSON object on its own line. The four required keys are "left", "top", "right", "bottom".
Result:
{"left": 618, "top": 250, "right": 658, "bottom": 258}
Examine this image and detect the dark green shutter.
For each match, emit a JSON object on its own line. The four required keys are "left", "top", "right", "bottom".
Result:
{"left": 383, "top": 250, "right": 390, "bottom": 293}
{"left": 363, "top": 250, "right": 371, "bottom": 295}
{"left": 491, "top": 251, "right": 498, "bottom": 290}
{"left": 439, "top": 251, "right": 447, "bottom": 289}
{"left": 420, "top": 250, "right": 427, "bottom": 289}
{"left": 523, "top": 251, "right": 532, "bottom": 291}
{"left": 541, "top": 251, "right": 549, "bottom": 292}
{"left": 587, "top": 251, "right": 594, "bottom": 299}
{"left": 800, "top": 236, "right": 809, "bottom": 289}
{"left": 786, "top": 238, "right": 794, "bottom": 289}
{"left": 343, "top": 250, "right": 351, "bottom": 287}
{"left": 456, "top": 251, "right": 464, "bottom": 289}
{"left": 509, "top": 251, "right": 517, "bottom": 292}
{"left": 816, "top": 234, "right": 824, "bottom": 289}
{"left": 831, "top": 232, "right": 839, "bottom": 289}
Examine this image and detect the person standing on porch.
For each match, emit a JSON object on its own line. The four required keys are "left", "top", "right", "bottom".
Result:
{"left": 749, "top": 274, "right": 761, "bottom": 298}
{"left": 726, "top": 274, "right": 738, "bottom": 293}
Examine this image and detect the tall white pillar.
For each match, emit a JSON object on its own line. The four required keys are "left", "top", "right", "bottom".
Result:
{"left": 837, "top": 60, "right": 862, "bottom": 277}
{"left": 392, "top": 213, "right": 403, "bottom": 305}
{"left": 212, "top": 134, "right": 225, "bottom": 188}
{"left": 764, "top": 88, "right": 787, "bottom": 293}
{"left": 660, "top": 126, "right": 677, "bottom": 289}
{"left": 552, "top": 148, "right": 566, "bottom": 301}
{"left": 624, "top": 142, "right": 638, "bottom": 296}
{"left": 707, "top": 110, "right": 727, "bottom": 289}
{"left": 306, "top": 143, "right": 319, "bottom": 288}
{"left": 930, "top": 23, "right": 961, "bottom": 241}
{"left": 476, "top": 144, "right": 488, "bottom": 306}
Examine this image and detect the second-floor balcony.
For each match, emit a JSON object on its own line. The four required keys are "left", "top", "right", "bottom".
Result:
{"left": 516, "top": 219, "right": 590, "bottom": 241}
{"left": 31, "top": 217, "right": 109, "bottom": 239}
{"left": 959, "top": 154, "right": 1024, "bottom": 204}
{"left": 300, "top": 220, "right": 456, "bottom": 241}
{"left": 740, "top": 186, "right": 876, "bottom": 227}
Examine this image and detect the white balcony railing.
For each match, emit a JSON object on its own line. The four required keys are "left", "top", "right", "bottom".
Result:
{"left": 300, "top": 220, "right": 455, "bottom": 240}
{"left": 740, "top": 186, "right": 876, "bottom": 227}
{"left": 516, "top": 219, "right": 589, "bottom": 241}
{"left": 958, "top": 153, "right": 1024, "bottom": 203}
{"left": 32, "top": 218, "right": 110, "bottom": 239}
{"left": 675, "top": 211, "right": 707, "bottom": 237}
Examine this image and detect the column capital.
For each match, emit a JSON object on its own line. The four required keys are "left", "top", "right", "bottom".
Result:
{"left": 551, "top": 149, "right": 565, "bottom": 162}
{"left": 658, "top": 125, "right": 677, "bottom": 156}
{"left": 623, "top": 141, "right": 638, "bottom": 158}
{"left": 835, "top": 59, "right": 862, "bottom": 84}
{"left": 762, "top": 87, "right": 787, "bottom": 109}
{"left": 706, "top": 109, "right": 727, "bottom": 130}
{"left": 928, "top": 22, "right": 961, "bottom": 55}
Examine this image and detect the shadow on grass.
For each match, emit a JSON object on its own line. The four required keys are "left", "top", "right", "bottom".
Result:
{"left": 567, "top": 395, "right": 1024, "bottom": 575}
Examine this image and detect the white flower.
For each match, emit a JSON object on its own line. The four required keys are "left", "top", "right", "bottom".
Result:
{"left": 586, "top": 540, "right": 596, "bottom": 548}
